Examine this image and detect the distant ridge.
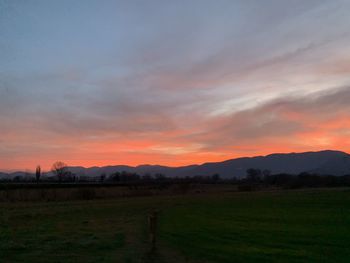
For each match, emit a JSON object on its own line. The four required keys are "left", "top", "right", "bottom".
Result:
{"left": 2, "top": 150, "right": 350, "bottom": 179}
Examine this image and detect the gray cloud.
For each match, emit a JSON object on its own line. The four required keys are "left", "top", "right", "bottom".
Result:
{"left": 185, "top": 86, "right": 350, "bottom": 152}
{"left": 1, "top": 0, "right": 350, "bottom": 169}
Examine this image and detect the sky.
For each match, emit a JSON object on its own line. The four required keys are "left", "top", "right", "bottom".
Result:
{"left": 1, "top": 0, "right": 350, "bottom": 171}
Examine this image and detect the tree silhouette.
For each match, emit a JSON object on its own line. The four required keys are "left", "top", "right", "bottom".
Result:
{"left": 51, "top": 161, "right": 68, "bottom": 182}
{"left": 100, "top": 173, "right": 106, "bottom": 183}
{"left": 262, "top": 169, "right": 271, "bottom": 178}
{"left": 212, "top": 173, "right": 220, "bottom": 183}
{"left": 246, "top": 168, "right": 261, "bottom": 182}
{"left": 35, "top": 165, "right": 41, "bottom": 183}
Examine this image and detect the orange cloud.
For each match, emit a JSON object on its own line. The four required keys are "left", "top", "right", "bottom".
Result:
{"left": 2, "top": 87, "right": 350, "bottom": 172}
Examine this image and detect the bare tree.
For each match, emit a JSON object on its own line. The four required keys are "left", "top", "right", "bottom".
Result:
{"left": 262, "top": 169, "right": 271, "bottom": 178}
{"left": 246, "top": 168, "right": 262, "bottom": 182}
{"left": 51, "top": 161, "right": 68, "bottom": 182}
{"left": 35, "top": 165, "right": 41, "bottom": 183}
{"left": 100, "top": 173, "right": 106, "bottom": 183}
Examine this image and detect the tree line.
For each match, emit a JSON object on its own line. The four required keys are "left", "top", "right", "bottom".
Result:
{"left": 2, "top": 162, "right": 350, "bottom": 189}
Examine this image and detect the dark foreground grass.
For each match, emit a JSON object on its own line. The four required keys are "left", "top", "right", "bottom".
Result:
{"left": 1, "top": 189, "right": 350, "bottom": 262}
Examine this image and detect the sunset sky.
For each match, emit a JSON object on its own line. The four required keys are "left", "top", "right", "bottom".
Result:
{"left": 1, "top": 0, "right": 350, "bottom": 171}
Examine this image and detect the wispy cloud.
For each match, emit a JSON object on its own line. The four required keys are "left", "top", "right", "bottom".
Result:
{"left": 1, "top": 0, "right": 350, "bottom": 170}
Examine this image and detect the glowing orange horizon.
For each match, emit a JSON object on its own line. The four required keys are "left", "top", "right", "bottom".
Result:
{"left": 2, "top": 92, "right": 350, "bottom": 172}
{"left": 2, "top": 145, "right": 349, "bottom": 173}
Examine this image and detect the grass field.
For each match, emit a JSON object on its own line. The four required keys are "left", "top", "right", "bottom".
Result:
{"left": 1, "top": 188, "right": 350, "bottom": 262}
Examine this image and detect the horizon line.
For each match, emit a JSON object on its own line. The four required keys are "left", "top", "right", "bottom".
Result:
{"left": 1, "top": 149, "right": 347, "bottom": 174}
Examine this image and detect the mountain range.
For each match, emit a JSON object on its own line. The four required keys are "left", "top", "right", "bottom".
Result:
{"left": 2, "top": 150, "right": 350, "bottom": 179}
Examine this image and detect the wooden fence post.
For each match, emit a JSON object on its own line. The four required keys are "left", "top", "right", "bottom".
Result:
{"left": 148, "top": 210, "right": 158, "bottom": 252}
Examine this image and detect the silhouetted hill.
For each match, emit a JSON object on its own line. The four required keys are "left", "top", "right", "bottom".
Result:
{"left": 4, "top": 150, "right": 350, "bottom": 179}
{"left": 63, "top": 150, "right": 350, "bottom": 178}
{"left": 188, "top": 150, "right": 350, "bottom": 178}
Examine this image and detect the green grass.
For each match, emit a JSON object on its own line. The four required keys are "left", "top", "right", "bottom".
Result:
{"left": 1, "top": 189, "right": 350, "bottom": 262}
